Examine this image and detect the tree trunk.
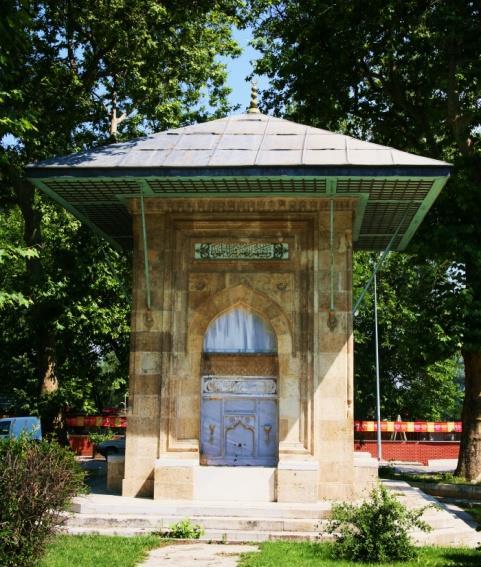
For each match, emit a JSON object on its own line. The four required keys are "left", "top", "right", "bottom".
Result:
{"left": 456, "top": 349, "right": 481, "bottom": 481}
{"left": 15, "top": 179, "right": 64, "bottom": 442}
{"left": 15, "top": 180, "right": 60, "bottom": 395}
{"left": 39, "top": 332, "right": 58, "bottom": 396}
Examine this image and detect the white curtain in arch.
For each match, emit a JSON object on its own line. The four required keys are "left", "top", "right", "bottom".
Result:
{"left": 203, "top": 308, "right": 277, "bottom": 353}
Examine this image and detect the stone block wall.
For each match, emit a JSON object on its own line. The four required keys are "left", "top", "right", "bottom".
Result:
{"left": 123, "top": 197, "right": 360, "bottom": 501}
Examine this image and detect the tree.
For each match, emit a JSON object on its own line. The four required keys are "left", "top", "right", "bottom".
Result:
{"left": 0, "top": 208, "right": 38, "bottom": 309}
{"left": 250, "top": 0, "right": 481, "bottom": 478}
{"left": 353, "top": 252, "right": 463, "bottom": 421}
{"left": 0, "top": 0, "right": 244, "bottom": 432}
{"left": 0, "top": 205, "right": 131, "bottom": 423}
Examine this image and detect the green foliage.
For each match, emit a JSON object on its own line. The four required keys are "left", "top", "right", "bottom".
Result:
{"left": 88, "top": 429, "right": 116, "bottom": 446}
{"left": 326, "top": 484, "right": 430, "bottom": 563}
{"left": 0, "top": 436, "right": 86, "bottom": 567}
{"left": 458, "top": 504, "right": 481, "bottom": 527}
{"left": 353, "top": 252, "right": 463, "bottom": 420}
{"left": 238, "top": 540, "right": 480, "bottom": 566}
{"left": 0, "top": 204, "right": 132, "bottom": 418}
{"left": 249, "top": 0, "right": 481, "bottom": 476}
{"left": 41, "top": 535, "right": 165, "bottom": 567}
{"left": 0, "top": 207, "right": 38, "bottom": 309}
{"left": 378, "top": 466, "right": 475, "bottom": 486}
{"left": 164, "top": 518, "right": 204, "bottom": 539}
{"left": 0, "top": 0, "right": 246, "bottom": 431}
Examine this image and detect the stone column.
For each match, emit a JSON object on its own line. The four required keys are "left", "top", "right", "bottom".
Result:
{"left": 122, "top": 206, "right": 165, "bottom": 497}
{"left": 315, "top": 205, "right": 355, "bottom": 500}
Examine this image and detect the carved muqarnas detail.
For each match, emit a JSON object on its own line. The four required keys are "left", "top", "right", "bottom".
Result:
{"left": 194, "top": 242, "right": 288, "bottom": 260}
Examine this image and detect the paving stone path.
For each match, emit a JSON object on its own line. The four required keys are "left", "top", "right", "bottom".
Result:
{"left": 382, "top": 479, "right": 480, "bottom": 547}
{"left": 141, "top": 543, "right": 259, "bottom": 567}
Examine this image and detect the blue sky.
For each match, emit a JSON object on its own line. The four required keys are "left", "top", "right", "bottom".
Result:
{"left": 222, "top": 27, "right": 270, "bottom": 111}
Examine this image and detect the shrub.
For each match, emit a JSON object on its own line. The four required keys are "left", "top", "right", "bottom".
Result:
{"left": 326, "top": 483, "right": 431, "bottom": 563}
{"left": 0, "top": 436, "right": 86, "bottom": 566}
{"left": 164, "top": 518, "right": 204, "bottom": 539}
{"left": 88, "top": 429, "right": 116, "bottom": 446}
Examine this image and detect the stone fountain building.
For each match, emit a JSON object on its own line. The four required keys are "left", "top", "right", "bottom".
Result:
{"left": 27, "top": 98, "right": 450, "bottom": 502}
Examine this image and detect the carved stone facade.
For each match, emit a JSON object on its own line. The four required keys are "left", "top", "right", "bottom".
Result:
{"left": 122, "top": 196, "right": 376, "bottom": 501}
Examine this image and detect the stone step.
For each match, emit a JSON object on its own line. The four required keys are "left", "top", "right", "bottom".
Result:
{"left": 415, "top": 512, "right": 471, "bottom": 530}
{"left": 200, "top": 529, "right": 330, "bottom": 543}
{"left": 64, "top": 526, "right": 156, "bottom": 537}
{"left": 64, "top": 522, "right": 479, "bottom": 546}
{"left": 65, "top": 481, "right": 480, "bottom": 548}
{"left": 64, "top": 526, "right": 329, "bottom": 542}
{"left": 412, "top": 526, "right": 481, "bottom": 547}
{"left": 71, "top": 495, "right": 332, "bottom": 519}
{"left": 65, "top": 512, "right": 326, "bottom": 533}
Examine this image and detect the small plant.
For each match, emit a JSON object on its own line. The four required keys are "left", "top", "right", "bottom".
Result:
{"left": 377, "top": 464, "right": 396, "bottom": 479}
{"left": 0, "top": 435, "right": 86, "bottom": 566}
{"left": 164, "top": 518, "right": 204, "bottom": 539}
{"left": 440, "top": 472, "right": 463, "bottom": 484}
{"left": 326, "top": 483, "right": 431, "bottom": 563}
{"left": 88, "top": 429, "right": 116, "bottom": 446}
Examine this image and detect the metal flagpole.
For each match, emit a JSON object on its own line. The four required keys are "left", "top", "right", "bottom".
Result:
{"left": 374, "top": 270, "right": 382, "bottom": 462}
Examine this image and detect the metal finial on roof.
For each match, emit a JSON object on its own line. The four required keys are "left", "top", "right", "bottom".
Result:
{"left": 247, "top": 81, "right": 260, "bottom": 114}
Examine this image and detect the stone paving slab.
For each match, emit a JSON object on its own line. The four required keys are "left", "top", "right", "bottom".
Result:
{"left": 382, "top": 479, "right": 480, "bottom": 547}
{"left": 140, "top": 543, "right": 259, "bottom": 567}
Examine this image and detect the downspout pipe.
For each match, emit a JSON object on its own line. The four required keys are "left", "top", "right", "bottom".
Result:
{"left": 139, "top": 191, "right": 152, "bottom": 310}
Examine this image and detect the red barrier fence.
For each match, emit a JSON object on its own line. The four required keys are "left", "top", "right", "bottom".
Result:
{"left": 69, "top": 434, "right": 95, "bottom": 457}
{"left": 66, "top": 415, "right": 127, "bottom": 428}
{"left": 354, "top": 421, "right": 462, "bottom": 433}
{"left": 66, "top": 416, "right": 462, "bottom": 433}
{"left": 354, "top": 440, "right": 460, "bottom": 465}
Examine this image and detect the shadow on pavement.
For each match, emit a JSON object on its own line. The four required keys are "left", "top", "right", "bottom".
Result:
{"left": 78, "top": 458, "right": 113, "bottom": 494}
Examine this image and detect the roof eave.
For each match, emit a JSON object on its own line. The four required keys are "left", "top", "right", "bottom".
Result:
{"left": 26, "top": 163, "right": 452, "bottom": 180}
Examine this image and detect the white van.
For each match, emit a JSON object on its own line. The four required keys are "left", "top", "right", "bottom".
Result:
{"left": 0, "top": 417, "right": 42, "bottom": 441}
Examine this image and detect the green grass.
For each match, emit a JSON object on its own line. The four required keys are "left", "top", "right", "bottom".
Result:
{"left": 458, "top": 504, "right": 481, "bottom": 526}
{"left": 378, "top": 467, "right": 478, "bottom": 485}
{"left": 41, "top": 535, "right": 167, "bottom": 567}
{"left": 238, "top": 542, "right": 481, "bottom": 567}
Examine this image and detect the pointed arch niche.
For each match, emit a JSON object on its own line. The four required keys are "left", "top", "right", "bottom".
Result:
{"left": 204, "top": 307, "right": 276, "bottom": 354}
{"left": 175, "top": 284, "right": 304, "bottom": 462}
{"left": 201, "top": 306, "right": 279, "bottom": 466}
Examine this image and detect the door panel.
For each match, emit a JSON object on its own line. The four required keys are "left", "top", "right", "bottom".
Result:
{"left": 200, "top": 378, "right": 278, "bottom": 466}
{"left": 224, "top": 399, "right": 256, "bottom": 412}
{"left": 257, "top": 400, "right": 278, "bottom": 457}
{"left": 224, "top": 415, "right": 256, "bottom": 461}
{"left": 200, "top": 398, "right": 222, "bottom": 463}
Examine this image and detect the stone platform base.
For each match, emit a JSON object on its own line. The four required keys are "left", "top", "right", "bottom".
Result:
{"left": 118, "top": 452, "right": 378, "bottom": 502}
{"left": 153, "top": 460, "right": 277, "bottom": 502}
{"left": 353, "top": 451, "right": 379, "bottom": 498}
{"left": 153, "top": 459, "right": 320, "bottom": 503}
{"left": 195, "top": 466, "right": 276, "bottom": 502}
